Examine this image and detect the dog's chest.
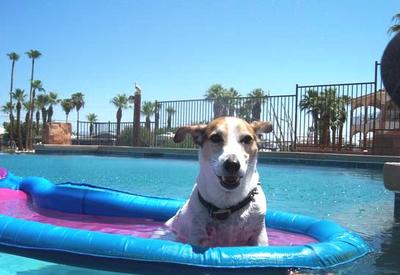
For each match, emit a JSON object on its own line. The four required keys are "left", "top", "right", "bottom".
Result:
{"left": 201, "top": 213, "right": 258, "bottom": 246}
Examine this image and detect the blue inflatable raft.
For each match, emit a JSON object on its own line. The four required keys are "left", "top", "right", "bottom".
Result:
{"left": 0, "top": 167, "right": 369, "bottom": 272}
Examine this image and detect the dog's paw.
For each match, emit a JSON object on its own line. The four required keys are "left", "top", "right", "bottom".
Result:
{"left": 151, "top": 226, "right": 177, "bottom": 241}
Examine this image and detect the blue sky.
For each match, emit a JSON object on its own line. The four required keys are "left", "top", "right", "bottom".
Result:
{"left": 0, "top": 0, "right": 398, "bottom": 124}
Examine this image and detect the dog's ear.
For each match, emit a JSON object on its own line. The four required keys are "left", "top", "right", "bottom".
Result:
{"left": 174, "top": 124, "right": 207, "bottom": 145}
{"left": 250, "top": 121, "right": 273, "bottom": 135}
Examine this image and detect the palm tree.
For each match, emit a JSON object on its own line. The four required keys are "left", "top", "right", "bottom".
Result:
{"left": 310, "top": 88, "right": 351, "bottom": 147}
{"left": 299, "top": 90, "right": 321, "bottom": 145}
{"left": 111, "top": 94, "right": 129, "bottom": 136}
{"left": 205, "top": 84, "right": 228, "bottom": 118}
{"left": 236, "top": 101, "right": 252, "bottom": 122}
{"left": 22, "top": 102, "right": 31, "bottom": 149}
{"left": 165, "top": 106, "right": 176, "bottom": 129}
{"left": 61, "top": 99, "right": 74, "bottom": 122}
{"left": 327, "top": 94, "right": 351, "bottom": 149}
{"left": 26, "top": 80, "right": 44, "bottom": 147}
{"left": 71, "top": 92, "right": 85, "bottom": 141}
{"left": 23, "top": 102, "right": 31, "bottom": 125}
{"left": 25, "top": 49, "right": 41, "bottom": 150}
{"left": 226, "top": 88, "right": 240, "bottom": 116}
{"left": 248, "top": 88, "right": 267, "bottom": 121}
{"left": 47, "top": 92, "right": 60, "bottom": 123}
{"left": 36, "top": 94, "right": 50, "bottom": 134}
{"left": 388, "top": 13, "right": 400, "bottom": 35}
{"left": 7, "top": 52, "right": 19, "bottom": 144}
{"left": 1, "top": 103, "right": 14, "bottom": 145}
{"left": 71, "top": 92, "right": 85, "bottom": 122}
{"left": 12, "top": 89, "right": 26, "bottom": 150}
{"left": 154, "top": 102, "right": 162, "bottom": 132}
{"left": 141, "top": 101, "right": 155, "bottom": 130}
{"left": 318, "top": 88, "right": 340, "bottom": 146}
{"left": 86, "top": 113, "right": 98, "bottom": 136}
{"left": 1, "top": 103, "right": 14, "bottom": 116}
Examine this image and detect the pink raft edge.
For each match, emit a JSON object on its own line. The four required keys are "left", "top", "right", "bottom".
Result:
{"left": 0, "top": 168, "right": 7, "bottom": 180}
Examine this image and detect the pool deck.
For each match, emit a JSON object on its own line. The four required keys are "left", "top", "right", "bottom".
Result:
{"left": 33, "top": 144, "right": 400, "bottom": 169}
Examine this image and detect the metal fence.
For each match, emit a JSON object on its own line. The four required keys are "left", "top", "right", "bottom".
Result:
{"left": 72, "top": 62, "right": 400, "bottom": 153}
{"left": 74, "top": 121, "right": 156, "bottom": 147}
{"left": 295, "top": 62, "right": 399, "bottom": 153}
{"left": 296, "top": 82, "right": 377, "bottom": 152}
{"left": 155, "top": 95, "right": 296, "bottom": 150}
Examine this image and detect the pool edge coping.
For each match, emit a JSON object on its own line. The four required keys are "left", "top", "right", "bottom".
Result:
{"left": 31, "top": 145, "right": 400, "bottom": 169}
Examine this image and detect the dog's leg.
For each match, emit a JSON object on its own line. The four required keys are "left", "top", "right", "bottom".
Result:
{"left": 186, "top": 219, "right": 209, "bottom": 246}
{"left": 248, "top": 227, "right": 269, "bottom": 246}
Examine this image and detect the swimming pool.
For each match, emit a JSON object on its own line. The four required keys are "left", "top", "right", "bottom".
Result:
{"left": 0, "top": 153, "right": 396, "bottom": 274}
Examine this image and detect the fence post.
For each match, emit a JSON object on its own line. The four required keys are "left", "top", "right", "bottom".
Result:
{"left": 293, "top": 84, "right": 299, "bottom": 151}
{"left": 77, "top": 120, "right": 80, "bottom": 145}
{"left": 372, "top": 61, "right": 379, "bottom": 154}
{"left": 154, "top": 100, "right": 159, "bottom": 147}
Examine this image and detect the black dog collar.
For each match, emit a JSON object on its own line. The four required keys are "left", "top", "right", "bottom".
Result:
{"left": 197, "top": 185, "right": 260, "bottom": 220}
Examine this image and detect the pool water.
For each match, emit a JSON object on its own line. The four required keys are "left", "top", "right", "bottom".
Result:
{"left": 0, "top": 153, "right": 397, "bottom": 274}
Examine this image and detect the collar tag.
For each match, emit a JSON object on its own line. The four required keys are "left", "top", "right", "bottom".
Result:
{"left": 211, "top": 209, "right": 231, "bottom": 220}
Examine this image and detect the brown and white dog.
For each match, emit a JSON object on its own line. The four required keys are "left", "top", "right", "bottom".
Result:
{"left": 165, "top": 116, "right": 273, "bottom": 247}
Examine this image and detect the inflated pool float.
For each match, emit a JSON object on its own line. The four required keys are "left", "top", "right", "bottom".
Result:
{"left": 0, "top": 167, "right": 369, "bottom": 272}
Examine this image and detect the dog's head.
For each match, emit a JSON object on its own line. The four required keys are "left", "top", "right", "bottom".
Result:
{"left": 174, "top": 117, "right": 273, "bottom": 192}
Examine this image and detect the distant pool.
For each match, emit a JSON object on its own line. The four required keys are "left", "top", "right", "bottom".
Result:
{"left": 0, "top": 153, "right": 397, "bottom": 274}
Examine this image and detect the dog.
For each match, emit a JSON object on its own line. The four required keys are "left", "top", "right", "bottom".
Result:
{"left": 165, "top": 116, "right": 273, "bottom": 247}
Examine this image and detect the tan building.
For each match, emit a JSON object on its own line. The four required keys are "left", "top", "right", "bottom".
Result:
{"left": 350, "top": 90, "right": 400, "bottom": 154}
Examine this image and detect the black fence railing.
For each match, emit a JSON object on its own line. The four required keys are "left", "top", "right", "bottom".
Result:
{"left": 155, "top": 95, "right": 296, "bottom": 150}
{"left": 74, "top": 121, "right": 156, "bottom": 147}
{"left": 70, "top": 62, "right": 400, "bottom": 153}
{"left": 296, "top": 82, "right": 377, "bottom": 152}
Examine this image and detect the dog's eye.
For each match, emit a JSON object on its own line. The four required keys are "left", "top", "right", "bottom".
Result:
{"left": 209, "top": 134, "right": 223, "bottom": 143}
{"left": 241, "top": 135, "right": 253, "bottom": 145}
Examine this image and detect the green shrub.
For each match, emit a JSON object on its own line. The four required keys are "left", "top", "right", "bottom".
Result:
{"left": 117, "top": 126, "right": 196, "bottom": 148}
{"left": 117, "top": 126, "right": 154, "bottom": 147}
{"left": 160, "top": 135, "right": 196, "bottom": 148}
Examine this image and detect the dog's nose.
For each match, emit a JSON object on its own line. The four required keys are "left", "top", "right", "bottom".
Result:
{"left": 223, "top": 156, "right": 241, "bottom": 173}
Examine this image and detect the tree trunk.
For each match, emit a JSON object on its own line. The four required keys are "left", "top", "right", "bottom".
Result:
{"left": 320, "top": 113, "right": 331, "bottom": 146}
{"left": 25, "top": 112, "right": 29, "bottom": 130}
{"left": 145, "top": 117, "right": 151, "bottom": 131}
{"left": 155, "top": 111, "right": 159, "bottom": 132}
{"left": 323, "top": 125, "right": 330, "bottom": 146}
{"left": 26, "top": 59, "right": 35, "bottom": 150}
{"left": 76, "top": 109, "right": 80, "bottom": 144}
{"left": 229, "top": 106, "right": 235, "bottom": 116}
{"left": 16, "top": 103, "right": 22, "bottom": 150}
{"left": 252, "top": 102, "right": 261, "bottom": 121}
{"left": 47, "top": 105, "right": 53, "bottom": 123}
{"left": 167, "top": 115, "right": 172, "bottom": 129}
{"left": 90, "top": 123, "right": 93, "bottom": 136}
{"left": 116, "top": 108, "right": 122, "bottom": 136}
{"left": 41, "top": 107, "right": 47, "bottom": 131}
{"left": 28, "top": 89, "right": 36, "bottom": 150}
{"left": 9, "top": 113, "right": 14, "bottom": 146}
{"left": 213, "top": 101, "right": 221, "bottom": 119}
{"left": 338, "top": 125, "right": 343, "bottom": 151}
{"left": 313, "top": 114, "right": 319, "bottom": 145}
{"left": 9, "top": 61, "right": 15, "bottom": 143}
{"left": 331, "top": 127, "right": 336, "bottom": 147}
{"left": 28, "top": 88, "right": 36, "bottom": 150}
{"left": 35, "top": 109, "right": 40, "bottom": 136}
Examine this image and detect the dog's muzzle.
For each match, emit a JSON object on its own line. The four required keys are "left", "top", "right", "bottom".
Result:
{"left": 219, "top": 156, "right": 241, "bottom": 189}
{"left": 218, "top": 176, "right": 241, "bottom": 189}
